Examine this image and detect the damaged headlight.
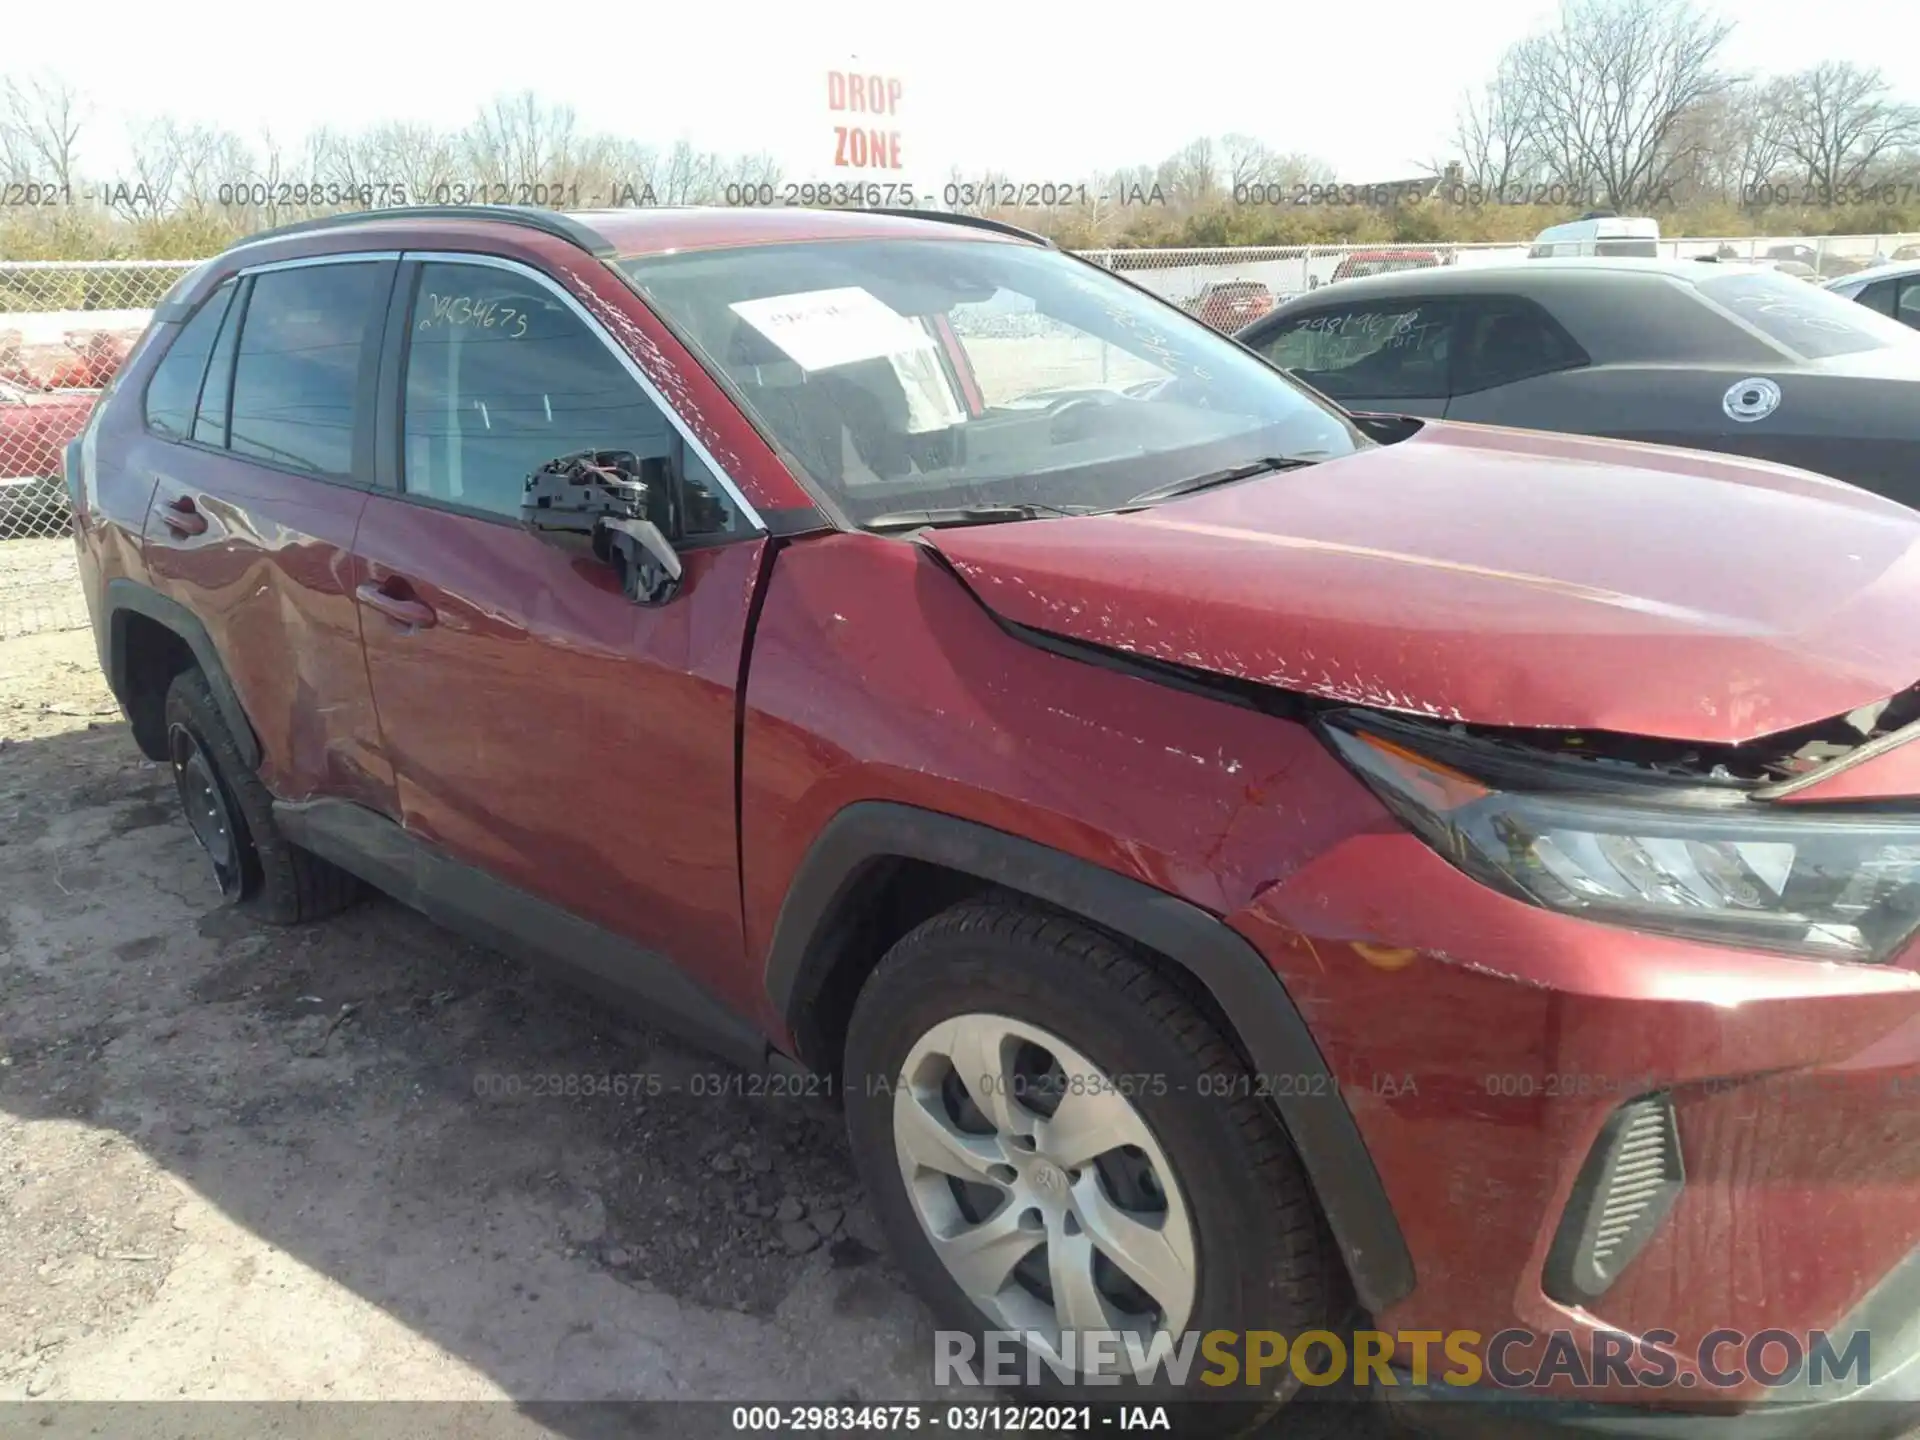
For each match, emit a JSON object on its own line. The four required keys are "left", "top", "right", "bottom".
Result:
{"left": 1322, "top": 712, "right": 1920, "bottom": 965}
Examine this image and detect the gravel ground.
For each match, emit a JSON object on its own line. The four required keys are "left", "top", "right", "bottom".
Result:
{"left": 0, "top": 539, "right": 88, "bottom": 640}
{"left": 0, "top": 625, "right": 1400, "bottom": 1438}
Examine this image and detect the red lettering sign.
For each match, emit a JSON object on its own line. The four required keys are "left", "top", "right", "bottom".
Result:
{"left": 827, "top": 70, "right": 906, "bottom": 170}
{"left": 826, "top": 69, "right": 902, "bottom": 115}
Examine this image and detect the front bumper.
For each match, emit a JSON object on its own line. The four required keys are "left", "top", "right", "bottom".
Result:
{"left": 1236, "top": 820, "right": 1920, "bottom": 1421}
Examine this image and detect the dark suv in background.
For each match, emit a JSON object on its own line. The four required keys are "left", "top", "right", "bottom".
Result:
{"left": 67, "top": 204, "right": 1920, "bottom": 1433}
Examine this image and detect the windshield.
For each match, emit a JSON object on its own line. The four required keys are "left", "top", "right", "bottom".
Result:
{"left": 1695, "top": 268, "right": 1920, "bottom": 359}
{"left": 619, "top": 239, "right": 1363, "bottom": 526}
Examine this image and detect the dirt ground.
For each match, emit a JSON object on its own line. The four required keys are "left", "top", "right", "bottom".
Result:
{"left": 0, "top": 624, "right": 1401, "bottom": 1436}
{"left": 0, "top": 625, "right": 949, "bottom": 1411}
{"left": 0, "top": 538, "right": 89, "bottom": 640}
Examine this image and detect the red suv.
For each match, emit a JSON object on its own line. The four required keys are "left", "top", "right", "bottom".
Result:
{"left": 70, "top": 205, "right": 1920, "bottom": 1432}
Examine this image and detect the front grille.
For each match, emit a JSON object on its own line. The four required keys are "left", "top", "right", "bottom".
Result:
{"left": 1544, "top": 1093, "right": 1686, "bottom": 1306}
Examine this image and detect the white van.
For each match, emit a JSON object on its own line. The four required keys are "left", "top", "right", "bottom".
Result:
{"left": 1527, "top": 215, "right": 1661, "bottom": 259}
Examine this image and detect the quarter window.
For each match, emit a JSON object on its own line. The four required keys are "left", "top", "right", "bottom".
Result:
{"left": 1897, "top": 280, "right": 1920, "bottom": 330}
{"left": 143, "top": 279, "right": 235, "bottom": 440}
{"left": 1453, "top": 300, "right": 1588, "bottom": 393}
{"left": 1854, "top": 279, "right": 1898, "bottom": 317}
{"left": 192, "top": 279, "right": 244, "bottom": 448}
{"left": 229, "top": 263, "right": 383, "bottom": 477}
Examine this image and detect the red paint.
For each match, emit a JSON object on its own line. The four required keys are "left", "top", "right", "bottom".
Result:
{"left": 71, "top": 206, "right": 1920, "bottom": 1413}
{"left": 826, "top": 71, "right": 903, "bottom": 114}
{"left": 833, "top": 126, "right": 904, "bottom": 170}
{"left": 930, "top": 419, "right": 1920, "bottom": 744}
{"left": 352, "top": 497, "right": 766, "bottom": 1016}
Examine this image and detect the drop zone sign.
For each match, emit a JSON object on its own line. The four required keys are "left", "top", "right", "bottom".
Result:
{"left": 828, "top": 68, "right": 905, "bottom": 170}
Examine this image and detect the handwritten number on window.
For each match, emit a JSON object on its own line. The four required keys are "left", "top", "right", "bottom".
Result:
{"left": 416, "top": 292, "right": 530, "bottom": 339}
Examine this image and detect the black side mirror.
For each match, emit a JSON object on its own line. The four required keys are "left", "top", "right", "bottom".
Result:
{"left": 521, "top": 450, "right": 683, "bottom": 606}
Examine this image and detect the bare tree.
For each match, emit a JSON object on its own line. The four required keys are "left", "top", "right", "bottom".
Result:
{"left": 1503, "top": 0, "right": 1734, "bottom": 208}
{"left": 1776, "top": 61, "right": 1920, "bottom": 196}
{"left": 1453, "top": 57, "right": 1541, "bottom": 195}
{"left": 0, "top": 72, "right": 87, "bottom": 190}
{"left": 653, "top": 139, "right": 725, "bottom": 205}
{"left": 1155, "top": 138, "right": 1220, "bottom": 209}
{"left": 335, "top": 121, "right": 459, "bottom": 207}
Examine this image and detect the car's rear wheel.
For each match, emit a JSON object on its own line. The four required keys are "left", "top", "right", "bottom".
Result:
{"left": 843, "top": 897, "right": 1347, "bottom": 1416}
{"left": 163, "top": 668, "right": 361, "bottom": 924}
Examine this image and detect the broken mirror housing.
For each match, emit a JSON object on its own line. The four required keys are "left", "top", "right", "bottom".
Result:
{"left": 1320, "top": 708, "right": 1920, "bottom": 966}
{"left": 521, "top": 449, "right": 684, "bottom": 606}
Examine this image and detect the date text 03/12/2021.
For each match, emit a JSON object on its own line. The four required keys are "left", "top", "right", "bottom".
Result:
{"left": 729, "top": 1404, "right": 1171, "bottom": 1432}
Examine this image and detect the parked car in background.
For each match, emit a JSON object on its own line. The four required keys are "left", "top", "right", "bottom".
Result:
{"left": 1234, "top": 257, "right": 1920, "bottom": 505}
{"left": 0, "top": 377, "right": 93, "bottom": 536}
{"left": 65, "top": 204, "right": 1920, "bottom": 1433}
{"left": 1183, "top": 279, "right": 1275, "bottom": 330}
{"left": 1, "top": 327, "right": 137, "bottom": 393}
{"left": 1527, "top": 213, "right": 1660, "bottom": 257}
{"left": 45, "top": 330, "right": 135, "bottom": 391}
{"left": 1327, "top": 248, "right": 1445, "bottom": 283}
{"left": 1827, "top": 259, "right": 1920, "bottom": 330}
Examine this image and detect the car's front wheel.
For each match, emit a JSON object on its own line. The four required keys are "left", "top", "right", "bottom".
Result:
{"left": 843, "top": 897, "right": 1347, "bottom": 1412}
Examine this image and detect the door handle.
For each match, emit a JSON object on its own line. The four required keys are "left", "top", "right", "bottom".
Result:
{"left": 355, "top": 579, "right": 438, "bottom": 629}
{"left": 160, "top": 493, "right": 208, "bottom": 537}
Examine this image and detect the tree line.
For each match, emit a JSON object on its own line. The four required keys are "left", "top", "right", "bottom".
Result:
{"left": 4, "top": 0, "right": 1919, "bottom": 262}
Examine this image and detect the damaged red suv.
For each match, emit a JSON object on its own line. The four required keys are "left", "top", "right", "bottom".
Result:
{"left": 68, "top": 204, "right": 1920, "bottom": 1434}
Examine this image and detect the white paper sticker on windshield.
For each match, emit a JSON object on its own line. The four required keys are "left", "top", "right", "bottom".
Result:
{"left": 730, "top": 286, "right": 937, "bottom": 373}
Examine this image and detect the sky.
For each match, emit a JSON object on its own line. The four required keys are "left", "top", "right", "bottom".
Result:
{"left": 8, "top": 0, "right": 1920, "bottom": 187}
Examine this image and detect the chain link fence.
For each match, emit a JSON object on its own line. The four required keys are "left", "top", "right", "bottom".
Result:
{"left": 1, "top": 261, "right": 192, "bottom": 634}
{"left": 3, "top": 236, "right": 1917, "bottom": 638}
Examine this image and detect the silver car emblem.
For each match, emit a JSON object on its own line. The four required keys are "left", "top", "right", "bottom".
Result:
{"left": 1723, "top": 377, "right": 1781, "bottom": 423}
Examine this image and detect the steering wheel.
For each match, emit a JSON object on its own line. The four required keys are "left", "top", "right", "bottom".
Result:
{"left": 1046, "top": 392, "right": 1118, "bottom": 442}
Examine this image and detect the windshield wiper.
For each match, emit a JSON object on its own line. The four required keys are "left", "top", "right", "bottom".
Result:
{"left": 1123, "top": 456, "right": 1322, "bottom": 508}
{"left": 862, "top": 503, "right": 1094, "bottom": 533}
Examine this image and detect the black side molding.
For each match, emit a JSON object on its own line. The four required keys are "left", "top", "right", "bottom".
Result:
{"left": 763, "top": 800, "right": 1416, "bottom": 1313}
{"left": 274, "top": 799, "right": 769, "bottom": 1072}
{"left": 104, "top": 578, "right": 262, "bottom": 771}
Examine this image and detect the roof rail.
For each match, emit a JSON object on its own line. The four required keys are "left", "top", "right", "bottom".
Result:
{"left": 860, "top": 208, "right": 1056, "bottom": 247}
{"left": 229, "top": 205, "right": 619, "bottom": 259}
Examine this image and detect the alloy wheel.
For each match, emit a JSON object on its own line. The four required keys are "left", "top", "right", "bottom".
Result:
{"left": 167, "top": 721, "right": 243, "bottom": 900}
{"left": 891, "top": 1012, "right": 1197, "bottom": 1377}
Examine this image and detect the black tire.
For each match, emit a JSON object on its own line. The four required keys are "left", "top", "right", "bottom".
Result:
{"left": 163, "top": 668, "right": 361, "bottom": 924}
{"left": 843, "top": 897, "right": 1349, "bottom": 1418}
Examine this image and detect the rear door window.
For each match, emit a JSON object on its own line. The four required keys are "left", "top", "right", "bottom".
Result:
{"left": 143, "top": 279, "right": 236, "bottom": 440}
{"left": 1251, "top": 301, "right": 1456, "bottom": 400}
{"left": 229, "top": 262, "right": 386, "bottom": 478}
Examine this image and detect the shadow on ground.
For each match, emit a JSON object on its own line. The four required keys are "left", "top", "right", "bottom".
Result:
{"left": 0, "top": 632, "right": 1394, "bottom": 1438}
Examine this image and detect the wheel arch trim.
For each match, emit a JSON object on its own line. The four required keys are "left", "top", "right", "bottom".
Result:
{"left": 104, "top": 577, "right": 262, "bottom": 771}
{"left": 762, "top": 799, "right": 1416, "bottom": 1312}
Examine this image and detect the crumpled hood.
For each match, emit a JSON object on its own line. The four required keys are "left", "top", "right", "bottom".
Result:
{"left": 929, "top": 420, "right": 1920, "bottom": 745}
